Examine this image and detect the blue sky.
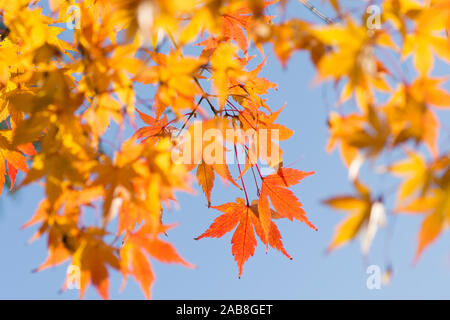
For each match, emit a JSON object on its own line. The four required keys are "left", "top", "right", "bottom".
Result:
{"left": 1, "top": 0, "right": 450, "bottom": 300}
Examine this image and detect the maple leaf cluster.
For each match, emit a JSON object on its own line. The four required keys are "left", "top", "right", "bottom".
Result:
{"left": 0, "top": 0, "right": 448, "bottom": 299}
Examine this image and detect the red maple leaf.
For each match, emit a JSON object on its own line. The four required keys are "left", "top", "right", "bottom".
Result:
{"left": 258, "top": 168, "right": 317, "bottom": 244}
{"left": 195, "top": 197, "right": 291, "bottom": 278}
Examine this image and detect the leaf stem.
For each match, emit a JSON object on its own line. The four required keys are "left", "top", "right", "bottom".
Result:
{"left": 235, "top": 143, "right": 249, "bottom": 206}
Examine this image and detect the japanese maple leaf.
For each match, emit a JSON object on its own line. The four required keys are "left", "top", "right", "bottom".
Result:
{"left": 0, "top": 129, "right": 36, "bottom": 194}
{"left": 26, "top": 200, "right": 77, "bottom": 273}
{"left": 326, "top": 106, "right": 390, "bottom": 171}
{"left": 181, "top": 118, "right": 242, "bottom": 201}
{"left": 195, "top": 198, "right": 291, "bottom": 278}
{"left": 121, "top": 224, "right": 193, "bottom": 299}
{"left": 236, "top": 106, "right": 293, "bottom": 176}
{"left": 326, "top": 111, "right": 362, "bottom": 167}
{"left": 383, "top": 81, "right": 441, "bottom": 156}
{"left": 196, "top": 159, "right": 215, "bottom": 207}
{"left": 390, "top": 151, "right": 432, "bottom": 205}
{"left": 196, "top": 158, "right": 242, "bottom": 207}
{"left": 22, "top": 186, "right": 103, "bottom": 244}
{"left": 196, "top": 37, "right": 221, "bottom": 55}
{"left": 324, "top": 180, "right": 386, "bottom": 254}
{"left": 68, "top": 228, "right": 120, "bottom": 300}
{"left": 210, "top": 43, "right": 246, "bottom": 107}
{"left": 133, "top": 51, "right": 205, "bottom": 116}
{"left": 408, "top": 77, "right": 450, "bottom": 110}
{"left": 313, "top": 19, "right": 392, "bottom": 110}
{"left": 258, "top": 168, "right": 317, "bottom": 244}
{"left": 222, "top": 6, "right": 251, "bottom": 53}
{"left": 397, "top": 185, "right": 450, "bottom": 263}
{"left": 237, "top": 57, "right": 277, "bottom": 98}
{"left": 403, "top": 7, "right": 450, "bottom": 75}
{"left": 133, "top": 108, "right": 173, "bottom": 144}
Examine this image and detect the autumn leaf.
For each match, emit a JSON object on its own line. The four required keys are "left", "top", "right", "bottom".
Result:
{"left": 222, "top": 6, "right": 251, "bottom": 53}
{"left": 402, "top": 7, "right": 450, "bottom": 76}
{"left": 383, "top": 81, "right": 441, "bottom": 156}
{"left": 0, "top": 129, "right": 36, "bottom": 194}
{"left": 121, "top": 224, "right": 193, "bottom": 299}
{"left": 324, "top": 180, "right": 386, "bottom": 254}
{"left": 390, "top": 151, "right": 431, "bottom": 205}
{"left": 180, "top": 118, "right": 242, "bottom": 199}
{"left": 313, "top": 19, "right": 392, "bottom": 110}
{"left": 133, "top": 108, "right": 173, "bottom": 144}
{"left": 210, "top": 43, "right": 246, "bottom": 107}
{"left": 397, "top": 186, "right": 450, "bottom": 263}
{"left": 326, "top": 106, "right": 390, "bottom": 170}
{"left": 195, "top": 197, "right": 291, "bottom": 278}
{"left": 197, "top": 159, "right": 215, "bottom": 206}
{"left": 408, "top": 77, "right": 450, "bottom": 110}
{"left": 235, "top": 105, "right": 293, "bottom": 175}
{"left": 326, "top": 112, "right": 361, "bottom": 167}
{"left": 133, "top": 50, "right": 206, "bottom": 116}
{"left": 258, "top": 168, "right": 316, "bottom": 242}
{"left": 70, "top": 232, "right": 120, "bottom": 300}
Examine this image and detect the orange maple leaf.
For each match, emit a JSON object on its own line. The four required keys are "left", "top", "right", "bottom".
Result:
{"left": 258, "top": 168, "right": 317, "bottom": 243}
{"left": 133, "top": 108, "right": 173, "bottom": 144}
{"left": 396, "top": 183, "right": 450, "bottom": 263}
{"left": 195, "top": 197, "right": 291, "bottom": 278}
{"left": 0, "top": 129, "right": 36, "bottom": 194}
{"left": 121, "top": 224, "right": 193, "bottom": 299}
{"left": 222, "top": 7, "right": 250, "bottom": 53}
{"left": 69, "top": 228, "right": 120, "bottom": 300}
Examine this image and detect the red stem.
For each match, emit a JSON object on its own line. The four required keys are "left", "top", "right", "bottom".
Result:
{"left": 235, "top": 143, "right": 249, "bottom": 206}
{"left": 243, "top": 144, "right": 263, "bottom": 180}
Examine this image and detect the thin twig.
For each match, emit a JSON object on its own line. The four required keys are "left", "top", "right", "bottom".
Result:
{"left": 298, "top": 0, "right": 334, "bottom": 24}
